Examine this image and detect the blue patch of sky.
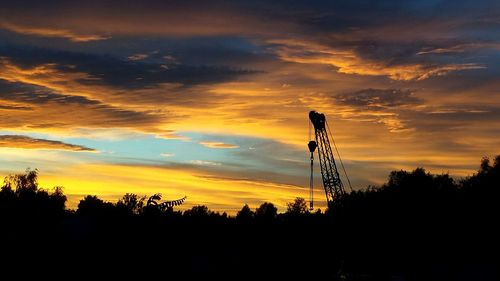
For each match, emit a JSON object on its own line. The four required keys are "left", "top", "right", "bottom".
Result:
{"left": 0, "top": 130, "right": 306, "bottom": 176}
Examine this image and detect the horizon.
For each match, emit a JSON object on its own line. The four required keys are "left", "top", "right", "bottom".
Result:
{"left": 1, "top": 162, "right": 485, "bottom": 214}
{"left": 1, "top": 0, "right": 499, "bottom": 214}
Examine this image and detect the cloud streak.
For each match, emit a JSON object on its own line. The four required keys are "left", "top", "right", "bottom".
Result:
{"left": 271, "top": 39, "right": 486, "bottom": 81}
{"left": 199, "top": 141, "right": 239, "bottom": 149}
{"left": 0, "top": 135, "right": 96, "bottom": 152}
{"left": 335, "top": 89, "right": 422, "bottom": 109}
{"left": 0, "top": 22, "right": 110, "bottom": 42}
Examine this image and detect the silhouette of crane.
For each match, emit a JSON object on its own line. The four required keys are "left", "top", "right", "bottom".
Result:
{"left": 308, "top": 111, "right": 351, "bottom": 209}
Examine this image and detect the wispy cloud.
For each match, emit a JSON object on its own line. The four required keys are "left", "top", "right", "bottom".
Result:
{"left": 0, "top": 22, "right": 110, "bottom": 42}
{"left": 0, "top": 135, "right": 96, "bottom": 152}
{"left": 0, "top": 78, "right": 163, "bottom": 134}
{"left": 271, "top": 39, "right": 486, "bottom": 81}
{"left": 128, "top": 54, "right": 149, "bottom": 61}
{"left": 199, "top": 141, "right": 239, "bottom": 149}
{"left": 190, "top": 160, "right": 221, "bottom": 166}
{"left": 335, "top": 89, "right": 422, "bottom": 109}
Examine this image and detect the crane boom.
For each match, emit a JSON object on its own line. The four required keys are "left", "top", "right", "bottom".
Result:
{"left": 308, "top": 111, "right": 346, "bottom": 205}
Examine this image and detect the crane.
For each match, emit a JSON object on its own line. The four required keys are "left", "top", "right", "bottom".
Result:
{"left": 308, "top": 110, "right": 351, "bottom": 209}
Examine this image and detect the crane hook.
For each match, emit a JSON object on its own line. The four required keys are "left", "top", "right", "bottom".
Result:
{"left": 308, "top": 140, "right": 317, "bottom": 210}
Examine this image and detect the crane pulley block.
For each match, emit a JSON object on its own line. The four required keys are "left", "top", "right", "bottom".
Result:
{"left": 308, "top": 140, "right": 317, "bottom": 153}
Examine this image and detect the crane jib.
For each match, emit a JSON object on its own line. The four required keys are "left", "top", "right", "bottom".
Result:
{"left": 308, "top": 111, "right": 346, "bottom": 207}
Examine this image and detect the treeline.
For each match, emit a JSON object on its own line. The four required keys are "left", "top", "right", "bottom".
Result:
{"left": 2, "top": 156, "right": 498, "bottom": 223}
{"left": 0, "top": 156, "right": 499, "bottom": 280}
{"left": 0, "top": 169, "right": 317, "bottom": 223}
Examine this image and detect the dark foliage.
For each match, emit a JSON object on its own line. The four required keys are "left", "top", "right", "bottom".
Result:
{"left": 255, "top": 201, "right": 278, "bottom": 221}
{"left": 236, "top": 203, "right": 254, "bottom": 222}
{"left": 286, "top": 197, "right": 309, "bottom": 215}
{"left": 0, "top": 157, "right": 499, "bottom": 280}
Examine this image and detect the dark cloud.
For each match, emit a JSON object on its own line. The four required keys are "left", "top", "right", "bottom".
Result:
{"left": 0, "top": 1, "right": 498, "bottom": 82}
{"left": 335, "top": 89, "right": 422, "bottom": 110}
{"left": 2, "top": 1, "right": 496, "bottom": 30}
{"left": 0, "top": 78, "right": 98, "bottom": 105}
{"left": 406, "top": 106, "right": 500, "bottom": 132}
{"left": 0, "top": 45, "right": 260, "bottom": 90}
{"left": 133, "top": 37, "right": 272, "bottom": 66}
{"left": 0, "top": 79, "right": 162, "bottom": 129}
{"left": 0, "top": 135, "right": 96, "bottom": 151}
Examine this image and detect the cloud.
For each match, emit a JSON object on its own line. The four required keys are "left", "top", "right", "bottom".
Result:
{"left": 416, "top": 42, "right": 500, "bottom": 56}
{"left": 404, "top": 105, "right": 500, "bottom": 133}
{"left": 335, "top": 89, "right": 422, "bottom": 109}
{"left": 160, "top": 153, "right": 175, "bottom": 157}
{"left": 2, "top": 0, "right": 493, "bottom": 37}
{"left": 0, "top": 79, "right": 163, "bottom": 132}
{"left": 0, "top": 102, "right": 32, "bottom": 111}
{"left": 199, "top": 141, "right": 239, "bottom": 149}
{"left": 156, "top": 131, "right": 192, "bottom": 141}
{"left": 127, "top": 54, "right": 149, "bottom": 61}
{"left": 3, "top": 0, "right": 490, "bottom": 82}
{"left": 189, "top": 160, "right": 221, "bottom": 166}
{"left": 0, "top": 45, "right": 259, "bottom": 91}
{"left": 332, "top": 88, "right": 424, "bottom": 133}
{"left": 0, "top": 135, "right": 96, "bottom": 152}
{"left": 271, "top": 39, "right": 486, "bottom": 81}
{"left": 0, "top": 22, "right": 110, "bottom": 42}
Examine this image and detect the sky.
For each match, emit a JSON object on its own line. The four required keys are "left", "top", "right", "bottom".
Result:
{"left": 1, "top": 0, "right": 499, "bottom": 213}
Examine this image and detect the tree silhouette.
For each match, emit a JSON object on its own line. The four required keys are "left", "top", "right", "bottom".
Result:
{"left": 77, "top": 195, "right": 114, "bottom": 217}
{"left": 286, "top": 197, "right": 308, "bottom": 215}
{"left": 255, "top": 202, "right": 277, "bottom": 221}
{"left": 236, "top": 204, "right": 254, "bottom": 221}
{"left": 0, "top": 168, "right": 66, "bottom": 222}
{"left": 3, "top": 168, "right": 39, "bottom": 193}
{"left": 184, "top": 205, "right": 210, "bottom": 218}
{"left": 480, "top": 156, "right": 491, "bottom": 173}
{"left": 116, "top": 193, "right": 145, "bottom": 215}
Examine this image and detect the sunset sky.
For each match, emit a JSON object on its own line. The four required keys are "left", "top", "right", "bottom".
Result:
{"left": 1, "top": 0, "right": 499, "bottom": 213}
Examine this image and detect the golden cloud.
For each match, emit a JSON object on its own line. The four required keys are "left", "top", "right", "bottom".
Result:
{"left": 0, "top": 59, "right": 166, "bottom": 134}
{"left": 271, "top": 39, "right": 485, "bottom": 81}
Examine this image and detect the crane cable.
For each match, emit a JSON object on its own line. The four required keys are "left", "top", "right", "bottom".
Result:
{"left": 326, "top": 120, "right": 353, "bottom": 192}
{"left": 309, "top": 120, "right": 314, "bottom": 210}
